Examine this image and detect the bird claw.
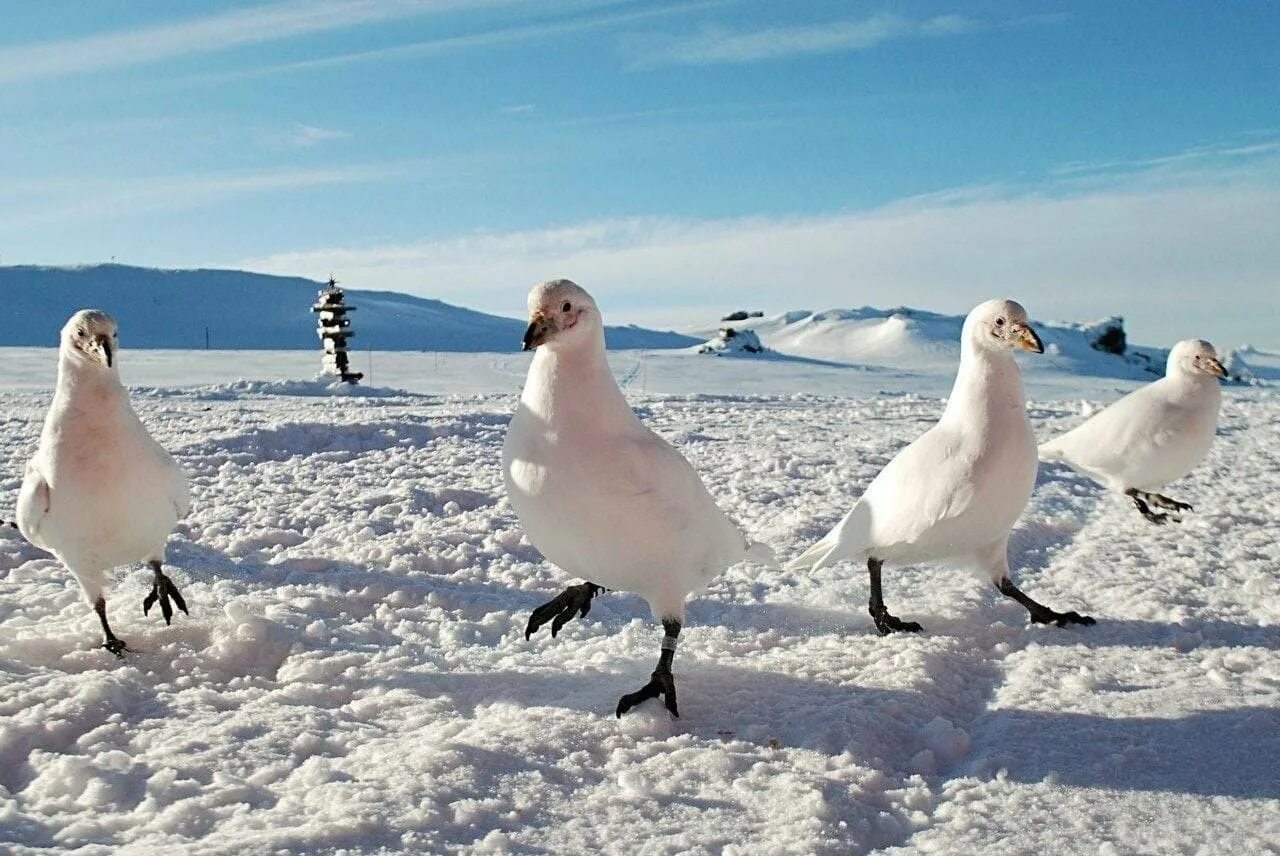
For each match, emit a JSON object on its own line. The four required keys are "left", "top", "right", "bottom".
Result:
{"left": 871, "top": 609, "right": 923, "bottom": 636}
{"left": 143, "top": 572, "right": 189, "bottom": 626}
{"left": 103, "top": 637, "right": 130, "bottom": 658}
{"left": 525, "top": 583, "right": 603, "bottom": 640}
{"left": 616, "top": 666, "right": 679, "bottom": 718}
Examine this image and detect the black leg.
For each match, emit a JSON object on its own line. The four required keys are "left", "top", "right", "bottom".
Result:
{"left": 525, "top": 582, "right": 604, "bottom": 640}
{"left": 95, "top": 597, "right": 128, "bottom": 658}
{"left": 1125, "top": 489, "right": 1169, "bottom": 525}
{"left": 868, "top": 557, "right": 922, "bottom": 635}
{"left": 617, "top": 618, "right": 681, "bottom": 718}
{"left": 996, "top": 577, "right": 1095, "bottom": 627}
{"left": 142, "top": 560, "right": 189, "bottom": 626}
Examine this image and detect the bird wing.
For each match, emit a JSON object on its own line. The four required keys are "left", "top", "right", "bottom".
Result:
{"left": 605, "top": 426, "right": 744, "bottom": 560}
{"left": 1039, "top": 382, "right": 1177, "bottom": 480}
{"left": 862, "top": 425, "right": 978, "bottom": 550}
{"left": 789, "top": 425, "right": 976, "bottom": 570}
{"left": 16, "top": 461, "right": 53, "bottom": 548}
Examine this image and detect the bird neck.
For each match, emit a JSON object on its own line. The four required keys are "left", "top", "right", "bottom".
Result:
{"left": 1164, "top": 371, "right": 1221, "bottom": 404}
{"left": 942, "top": 344, "right": 1027, "bottom": 428}
{"left": 520, "top": 337, "right": 636, "bottom": 429}
{"left": 54, "top": 352, "right": 124, "bottom": 411}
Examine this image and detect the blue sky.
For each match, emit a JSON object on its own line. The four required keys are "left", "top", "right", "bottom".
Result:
{"left": 2, "top": 1, "right": 1278, "bottom": 345}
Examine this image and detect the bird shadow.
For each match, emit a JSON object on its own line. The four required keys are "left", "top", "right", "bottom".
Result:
{"left": 1019, "top": 615, "right": 1280, "bottom": 652}
{"left": 971, "top": 706, "right": 1280, "bottom": 798}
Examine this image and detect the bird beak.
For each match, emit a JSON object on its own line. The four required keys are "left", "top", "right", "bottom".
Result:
{"left": 96, "top": 334, "right": 114, "bottom": 368}
{"left": 1013, "top": 323, "right": 1043, "bottom": 354}
{"left": 1205, "top": 357, "right": 1227, "bottom": 378}
{"left": 522, "top": 312, "right": 557, "bottom": 351}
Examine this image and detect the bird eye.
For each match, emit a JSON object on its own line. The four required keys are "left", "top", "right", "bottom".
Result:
{"left": 995, "top": 318, "right": 1005, "bottom": 327}
{"left": 562, "top": 301, "right": 572, "bottom": 312}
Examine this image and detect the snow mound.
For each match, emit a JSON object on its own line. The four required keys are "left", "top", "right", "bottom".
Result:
{"left": 687, "top": 307, "right": 1166, "bottom": 379}
{"left": 697, "top": 327, "right": 767, "bottom": 356}
{"left": 1221, "top": 346, "right": 1280, "bottom": 384}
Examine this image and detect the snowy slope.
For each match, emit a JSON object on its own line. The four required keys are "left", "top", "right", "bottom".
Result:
{"left": 688, "top": 307, "right": 1167, "bottom": 380}
{"left": 0, "top": 265, "right": 697, "bottom": 352}
{"left": 0, "top": 352, "right": 1276, "bottom": 854}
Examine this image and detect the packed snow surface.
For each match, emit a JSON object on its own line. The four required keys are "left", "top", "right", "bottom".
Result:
{"left": 0, "top": 348, "right": 1277, "bottom": 854}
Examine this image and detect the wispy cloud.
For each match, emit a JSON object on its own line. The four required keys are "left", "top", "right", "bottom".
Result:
{"left": 288, "top": 123, "right": 354, "bottom": 147}
{"left": 0, "top": 0, "right": 494, "bottom": 84}
{"left": 625, "top": 12, "right": 978, "bottom": 68}
{"left": 0, "top": 161, "right": 423, "bottom": 229}
{"left": 501, "top": 104, "right": 537, "bottom": 114}
{"left": 1055, "top": 138, "right": 1280, "bottom": 177}
{"left": 232, "top": 153, "right": 1280, "bottom": 347}
{"left": 184, "top": 0, "right": 729, "bottom": 84}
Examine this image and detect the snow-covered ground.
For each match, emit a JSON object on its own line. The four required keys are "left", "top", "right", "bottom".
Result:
{"left": 1, "top": 348, "right": 1277, "bottom": 854}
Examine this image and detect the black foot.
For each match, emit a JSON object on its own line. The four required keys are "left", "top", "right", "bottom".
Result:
{"left": 616, "top": 666, "right": 679, "bottom": 718}
{"left": 1138, "top": 507, "right": 1170, "bottom": 525}
{"left": 1027, "top": 606, "right": 1097, "bottom": 627}
{"left": 103, "top": 636, "right": 129, "bottom": 658}
{"left": 525, "top": 582, "right": 603, "bottom": 640}
{"left": 1148, "top": 493, "right": 1193, "bottom": 513}
{"left": 870, "top": 607, "right": 923, "bottom": 636}
{"left": 1127, "top": 489, "right": 1187, "bottom": 524}
{"left": 143, "top": 571, "right": 189, "bottom": 626}
{"left": 997, "top": 578, "right": 1095, "bottom": 628}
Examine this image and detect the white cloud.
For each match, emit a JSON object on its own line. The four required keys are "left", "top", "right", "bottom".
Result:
{"left": 0, "top": 0, "right": 491, "bottom": 84}
{"left": 626, "top": 12, "right": 977, "bottom": 67}
{"left": 231, "top": 159, "right": 1280, "bottom": 347}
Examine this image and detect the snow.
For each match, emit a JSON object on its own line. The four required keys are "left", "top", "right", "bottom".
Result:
{"left": 1, "top": 346, "right": 1277, "bottom": 854}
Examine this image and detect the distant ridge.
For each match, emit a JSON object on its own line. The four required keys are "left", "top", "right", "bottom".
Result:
{"left": 0, "top": 264, "right": 698, "bottom": 352}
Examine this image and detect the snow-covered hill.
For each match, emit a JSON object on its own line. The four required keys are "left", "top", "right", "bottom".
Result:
{"left": 688, "top": 307, "right": 1167, "bottom": 379}
{"left": 0, "top": 265, "right": 698, "bottom": 352}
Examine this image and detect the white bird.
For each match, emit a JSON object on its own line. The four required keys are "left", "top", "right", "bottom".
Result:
{"left": 787, "top": 299, "right": 1093, "bottom": 633}
{"left": 1039, "top": 339, "right": 1225, "bottom": 524}
{"left": 17, "top": 310, "right": 191, "bottom": 656}
{"left": 503, "top": 280, "right": 773, "bottom": 718}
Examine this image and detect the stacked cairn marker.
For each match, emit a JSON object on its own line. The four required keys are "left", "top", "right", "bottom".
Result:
{"left": 312, "top": 277, "right": 364, "bottom": 384}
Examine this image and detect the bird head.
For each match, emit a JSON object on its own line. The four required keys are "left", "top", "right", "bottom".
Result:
{"left": 60, "top": 310, "right": 119, "bottom": 370}
{"left": 521, "top": 279, "right": 601, "bottom": 352}
{"left": 963, "top": 299, "right": 1043, "bottom": 355}
{"left": 1167, "top": 339, "right": 1226, "bottom": 379}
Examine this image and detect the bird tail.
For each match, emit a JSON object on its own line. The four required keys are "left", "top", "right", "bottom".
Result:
{"left": 785, "top": 532, "right": 843, "bottom": 572}
{"left": 786, "top": 500, "right": 871, "bottom": 572}
{"left": 744, "top": 539, "right": 778, "bottom": 568}
{"left": 1037, "top": 440, "right": 1066, "bottom": 463}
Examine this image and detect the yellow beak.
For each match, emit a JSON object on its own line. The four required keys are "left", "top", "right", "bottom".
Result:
{"left": 1014, "top": 324, "right": 1044, "bottom": 354}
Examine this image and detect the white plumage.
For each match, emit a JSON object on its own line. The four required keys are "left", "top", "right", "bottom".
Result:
{"left": 503, "top": 280, "right": 772, "bottom": 717}
{"left": 1039, "top": 338, "right": 1224, "bottom": 523}
{"left": 788, "top": 299, "right": 1093, "bottom": 632}
{"left": 17, "top": 310, "right": 191, "bottom": 655}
